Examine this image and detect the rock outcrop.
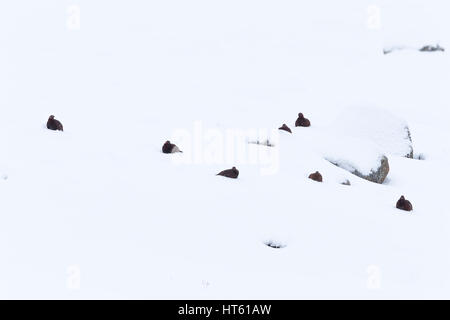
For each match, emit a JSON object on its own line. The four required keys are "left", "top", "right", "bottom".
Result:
{"left": 327, "top": 155, "right": 390, "bottom": 184}
{"left": 419, "top": 44, "right": 445, "bottom": 52}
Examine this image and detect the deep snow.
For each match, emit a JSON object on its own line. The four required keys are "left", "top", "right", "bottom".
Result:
{"left": 0, "top": 0, "right": 449, "bottom": 299}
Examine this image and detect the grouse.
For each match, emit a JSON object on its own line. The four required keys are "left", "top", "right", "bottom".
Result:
{"left": 295, "top": 113, "right": 311, "bottom": 127}
{"left": 162, "top": 141, "right": 182, "bottom": 154}
{"left": 47, "top": 115, "right": 64, "bottom": 131}
{"left": 217, "top": 167, "right": 239, "bottom": 179}
{"left": 396, "top": 195, "right": 413, "bottom": 212}
{"left": 279, "top": 124, "right": 292, "bottom": 133}
{"left": 308, "top": 171, "right": 323, "bottom": 182}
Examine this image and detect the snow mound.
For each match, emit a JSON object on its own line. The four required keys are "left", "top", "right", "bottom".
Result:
{"left": 329, "top": 107, "right": 413, "bottom": 158}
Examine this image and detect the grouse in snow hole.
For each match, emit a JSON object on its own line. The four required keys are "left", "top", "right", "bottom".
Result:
{"left": 162, "top": 141, "right": 182, "bottom": 154}
{"left": 47, "top": 115, "right": 64, "bottom": 131}
{"left": 295, "top": 113, "right": 311, "bottom": 127}
{"left": 217, "top": 167, "right": 239, "bottom": 179}
{"left": 264, "top": 241, "right": 286, "bottom": 249}
{"left": 396, "top": 195, "right": 413, "bottom": 212}
{"left": 309, "top": 171, "right": 323, "bottom": 182}
{"left": 278, "top": 124, "right": 292, "bottom": 133}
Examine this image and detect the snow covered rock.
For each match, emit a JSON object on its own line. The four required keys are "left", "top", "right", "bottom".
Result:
{"left": 332, "top": 156, "right": 389, "bottom": 184}
{"left": 384, "top": 44, "right": 445, "bottom": 54}
{"left": 327, "top": 155, "right": 390, "bottom": 184}
{"left": 329, "top": 107, "right": 414, "bottom": 158}
{"left": 419, "top": 44, "right": 445, "bottom": 52}
{"left": 319, "top": 133, "right": 390, "bottom": 184}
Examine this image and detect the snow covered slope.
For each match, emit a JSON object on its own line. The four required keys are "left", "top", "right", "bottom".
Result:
{"left": 1, "top": 0, "right": 449, "bottom": 299}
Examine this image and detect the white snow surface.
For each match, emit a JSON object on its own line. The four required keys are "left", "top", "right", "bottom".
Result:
{"left": 329, "top": 106, "right": 413, "bottom": 157}
{"left": 1, "top": 0, "right": 450, "bottom": 299}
